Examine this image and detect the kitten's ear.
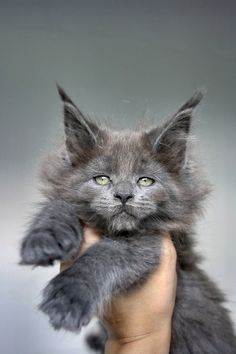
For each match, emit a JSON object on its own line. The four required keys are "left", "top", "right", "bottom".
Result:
{"left": 57, "top": 85, "right": 100, "bottom": 165}
{"left": 146, "top": 90, "right": 205, "bottom": 172}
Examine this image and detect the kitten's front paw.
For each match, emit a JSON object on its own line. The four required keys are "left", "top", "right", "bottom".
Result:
{"left": 20, "top": 223, "right": 80, "bottom": 266}
{"left": 39, "top": 272, "right": 96, "bottom": 331}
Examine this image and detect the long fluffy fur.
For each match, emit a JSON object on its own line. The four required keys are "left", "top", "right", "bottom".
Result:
{"left": 20, "top": 88, "right": 236, "bottom": 353}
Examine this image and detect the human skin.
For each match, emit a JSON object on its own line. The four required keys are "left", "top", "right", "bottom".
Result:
{"left": 61, "top": 226, "right": 177, "bottom": 354}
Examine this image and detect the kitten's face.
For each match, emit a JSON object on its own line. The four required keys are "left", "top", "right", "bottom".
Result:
{"left": 42, "top": 87, "right": 207, "bottom": 234}
{"left": 70, "top": 132, "right": 171, "bottom": 232}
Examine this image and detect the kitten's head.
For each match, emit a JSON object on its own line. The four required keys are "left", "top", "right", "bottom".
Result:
{"left": 41, "top": 87, "right": 209, "bottom": 234}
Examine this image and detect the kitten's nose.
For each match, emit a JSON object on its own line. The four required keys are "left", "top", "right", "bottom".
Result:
{"left": 114, "top": 193, "right": 133, "bottom": 205}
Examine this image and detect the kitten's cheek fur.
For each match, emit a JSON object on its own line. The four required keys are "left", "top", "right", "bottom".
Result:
{"left": 39, "top": 273, "right": 97, "bottom": 331}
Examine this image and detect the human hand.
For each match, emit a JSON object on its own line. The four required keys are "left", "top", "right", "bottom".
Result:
{"left": 60, "top": 226, "right": 177, "bottom": 354}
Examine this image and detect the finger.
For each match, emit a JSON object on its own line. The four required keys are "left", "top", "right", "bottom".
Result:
{"left": 81, "top": 225, "right": 101, "bottom": 251}
{"left": 155, "top": 234, "right": 177, "bottom": 284}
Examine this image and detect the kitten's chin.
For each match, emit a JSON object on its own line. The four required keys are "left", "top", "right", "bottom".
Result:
{"left": 109, "top": 213, "right": 138, "bottom": 233}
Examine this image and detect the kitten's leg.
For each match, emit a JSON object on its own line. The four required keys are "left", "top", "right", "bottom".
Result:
{"left": 20, "top": 200, "right": 82, "bottom": 266}
{"left": 39, "top": 234, "right": 161, "bottom": 331}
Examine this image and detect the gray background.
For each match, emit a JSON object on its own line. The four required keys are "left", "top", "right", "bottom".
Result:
{"left": 0, "top": 1, "right": 235, "bottom": 353}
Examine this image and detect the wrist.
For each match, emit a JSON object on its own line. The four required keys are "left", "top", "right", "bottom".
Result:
{"left": 105, "top": 319, "right": 172, "bottom": 354}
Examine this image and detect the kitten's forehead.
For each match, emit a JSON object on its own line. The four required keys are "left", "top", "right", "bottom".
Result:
{"left": 103, "top": 130, "right": 149, "bottom": 175}
{"left": 107, "top": 130, "right": 143, "bottom": 151}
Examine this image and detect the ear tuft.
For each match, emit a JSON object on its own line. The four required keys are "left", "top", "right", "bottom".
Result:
{"left": 176, "top": 89, "right": 206, "bottom": 114}
{"left": 56, "top": 83, "right": 75, "bottom": 105}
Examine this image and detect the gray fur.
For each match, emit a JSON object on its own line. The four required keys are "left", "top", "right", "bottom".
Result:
{"left": 20, "top": 200, "right": 82, "bottom": 265}
{"left": 20, "top": 88, "right": 236, "bottom": 353}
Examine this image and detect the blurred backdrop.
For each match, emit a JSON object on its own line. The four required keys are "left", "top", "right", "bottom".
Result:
{"left": 0, "top": 1, "right": 236, "bottom": 353}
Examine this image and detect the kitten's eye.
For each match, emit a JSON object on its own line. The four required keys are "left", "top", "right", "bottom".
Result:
{"left": 138, "top": 177, "right": 155, "bottom": 187}
{"left": 94, "top": 176, "right": 111, "bottom": 186}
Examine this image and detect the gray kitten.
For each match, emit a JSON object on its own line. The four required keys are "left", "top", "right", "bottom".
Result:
{"left": 20, "top": 87, "right": 236, "bottom": 353}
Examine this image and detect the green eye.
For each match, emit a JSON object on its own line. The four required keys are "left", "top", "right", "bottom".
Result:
{"left": 94, "top": 176, "right": 111, "bottom": 186}
{"left": 138, "top": 177, "right": 155, "bottom": 187}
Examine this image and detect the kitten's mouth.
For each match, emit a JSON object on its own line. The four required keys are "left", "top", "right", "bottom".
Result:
{"left": 118, "top": 206, "right": 135, "bottom": 218}
{"left": 110, "top": 207, "right": 138, "bottom": 232}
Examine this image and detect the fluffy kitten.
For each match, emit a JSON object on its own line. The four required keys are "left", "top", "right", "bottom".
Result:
{"left": 20, "top": 87, "right": 236, "bottom": 353}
